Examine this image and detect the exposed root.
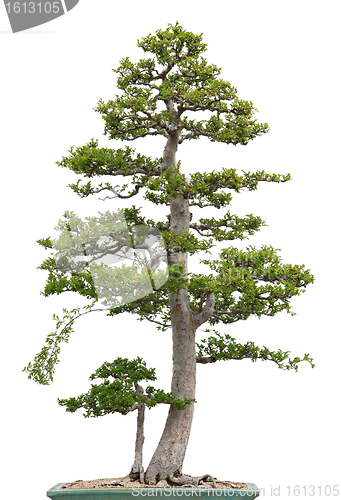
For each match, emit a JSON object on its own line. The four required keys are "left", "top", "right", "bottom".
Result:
{"left": 106, "top": 477, "right": 131, "bottom": 487}
{"left": 129, "top": 468, "right": 145, "bottom": 484}
{"left": 121, "top": 471, "right": 243, "bottom": 489}
{"left": 168, "top": 473, "right": 217, "bottom": 488}
{"left": 85, "top": 474, "right": 248, "bottom": 490}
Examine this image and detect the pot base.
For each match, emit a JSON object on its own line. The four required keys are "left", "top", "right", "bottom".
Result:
{"left": 47, "top": 482, "right": 260, "bottom": 499}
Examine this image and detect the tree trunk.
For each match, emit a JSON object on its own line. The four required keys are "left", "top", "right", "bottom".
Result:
{"left": 130, "top": 384, "right": 145, "bottom": 483}
{"left": 145, "top": 130, "right": 197, "bottom": 484}
{"left": 144, "top": 294, "right": 196, "bottom": 484}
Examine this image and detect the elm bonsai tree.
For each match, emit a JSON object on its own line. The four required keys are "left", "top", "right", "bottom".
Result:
{"left": 23, "top": 22, "right": 314, "bottom": 486}
{"left": 57, "top": 357, "right": 195, "bottom": 484}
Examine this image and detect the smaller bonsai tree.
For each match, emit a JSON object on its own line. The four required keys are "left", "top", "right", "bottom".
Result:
{"left": 57, "top": 357, "right": 194, "bottom": 483}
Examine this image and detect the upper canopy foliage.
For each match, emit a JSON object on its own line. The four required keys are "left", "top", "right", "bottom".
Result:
{"left": 95, "top": 22, "right": 269, "bottom": 145}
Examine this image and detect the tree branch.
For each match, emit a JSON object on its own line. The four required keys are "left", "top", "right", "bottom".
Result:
{"left": 193, "top": 291, "right": 215, "bottom": 328}
{"left": 139, "top": 312, "right": 171, "bottom": 329}
{"left": 22, "top": 301, "right": 109, "bottom": 385}
{"left": 196, "top": 331, "right": 315, "bottom": 371}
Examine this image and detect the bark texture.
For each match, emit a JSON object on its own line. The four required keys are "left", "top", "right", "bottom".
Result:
{"left": 144, "top": 288, "right": 196, "bottom": 483}
{"left": 129, "top": 384, "right": 145, "bottom": 483}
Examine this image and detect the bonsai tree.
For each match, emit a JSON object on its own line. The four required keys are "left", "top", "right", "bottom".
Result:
{"left": 23, "top": 22, "right": 314, "bottom": 486}
{"left": 57, "top": 357, "right": 194, "bottom": 484}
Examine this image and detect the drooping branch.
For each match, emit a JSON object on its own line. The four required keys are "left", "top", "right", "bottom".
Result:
{"left": 22, "top": 300, "right": 108, "bottom": 385}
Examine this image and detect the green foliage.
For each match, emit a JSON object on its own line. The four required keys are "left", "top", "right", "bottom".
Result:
{"left": 142, "top": 164, "right": 290, "bottom": 208}
{"left": 88, "top": 357, "right": 157, "bottom": 382}
{"left": 162, "top": 230, "right": 214, "bottom": 255}
{"left": 37, "top": 256, "right": 98, "bottom": 299}
{"left": 196, "top": 330, "right": 315, "bottom": 371}
{"left": 37, "top": 237, "right": 53, "bottom": 249}
{"left": 189, "top": 245, "right": 314, "bottom": 324}
{"left": 23, "top": 300, "right": 104, "bottom": 385}
{"left": 58, "top": 357, "right": 195, "bottom": 417}
{"left": 57, "top": 139, "right": 163, "bottom": 199}
{"left": 185, "top": 169, "right": 291, "bottom": 208}
{"left": 96, "top": 22, "right": 269, "bottom": 145}
{"left": 57, "top": 139, "right": 163, "bottom": 178}
{"left": 191, "top": 212, "right": 265, "bottom": 242}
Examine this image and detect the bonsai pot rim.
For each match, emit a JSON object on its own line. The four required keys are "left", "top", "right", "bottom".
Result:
{"left": 47, "top": 482, "right": 260, "bottom": 499}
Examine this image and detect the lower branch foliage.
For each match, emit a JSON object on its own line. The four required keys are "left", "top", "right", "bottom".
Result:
{"left": 58, "top": 357, "right": 195, "bottom": 418}
{"left": 196, "top": 330, "right": 315, "bottom": 371}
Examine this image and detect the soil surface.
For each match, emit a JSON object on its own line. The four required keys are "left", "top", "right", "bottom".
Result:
{"left": 60, "top": 477, "right": 248, "bottom": 490}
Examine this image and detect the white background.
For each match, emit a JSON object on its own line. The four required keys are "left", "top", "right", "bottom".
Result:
{"left": 1, "top": 1, "right": 340, "bottom": 499}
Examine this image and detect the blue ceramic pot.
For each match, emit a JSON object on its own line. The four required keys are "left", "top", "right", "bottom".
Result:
{"left": 47, "top": 483, "right": 260, "bottom": 499}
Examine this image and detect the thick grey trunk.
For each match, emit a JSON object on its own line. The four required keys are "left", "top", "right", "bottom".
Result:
{"left": 145, "top": 132, "right": 197, "bottom": 484}
{"left": 144, "top": 300, "right": 196, "bottom": 484}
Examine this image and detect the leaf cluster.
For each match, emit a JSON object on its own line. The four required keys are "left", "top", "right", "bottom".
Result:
{"left": 57, "top": 139, "right": 164, "bottom": 200}
{"left": 22, "top": 300, "right": 102, "bottom": 385}
{"left": 58, "top": 357, "right": 195, "bottom": 417}
{"left": 196, "top": 330, "right": 315, "bottom": 371}
{"left": 94, "top": 22, "right": 269, "bottom": 145}
{"left": 189, "top": 245, "right": 314, "bottom": 323}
